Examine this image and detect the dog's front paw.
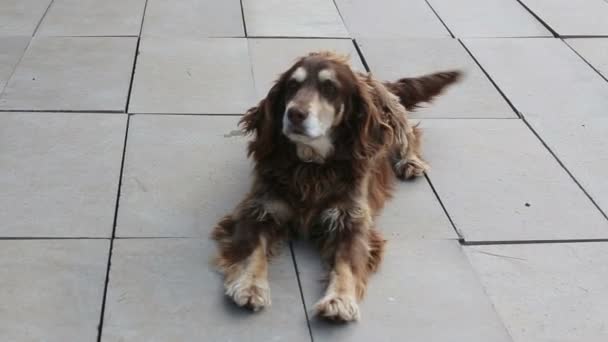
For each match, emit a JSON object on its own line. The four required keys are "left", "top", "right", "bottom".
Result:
{"left": 394, "top": 158, "right": 429, "bottom": 179}
{"left": 225, "top": 278, "right": 271, "bottom": 312}
{"left": 314, "top": 294, "right": 360, "bottom": 322}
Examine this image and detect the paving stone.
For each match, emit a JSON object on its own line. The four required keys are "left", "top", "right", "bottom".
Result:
{"left": 294, "top": 239, "right": 511, "bottom": 341}
{"left": 0, "top": 36, "right": 29, "bottom": 92}
{"left": 519, "top": 0, "right": 608, "bottom": 36}
{"left": 334, "top": 0, "right": 449, "bottom": 38}
{"left": 0, "top": 0, "right": 52, "bottom": 35}
{"left": 0, "top": 239, "right": 109, "bottom": 342}
{"left": 0, "top": 113, "right": 126, "bottom": 237}
{"left": 427, "top": 0, "right": 551, "bottom": 37}
{"left": 142, "top": 0, "right": 243, "bottom": 38}
{"left": 102, "top": 238, "right": 309, "bottom": 342}
{"left": 243, "top": 0, "right": 349, "bottom": 38}
{"left": 525, "top": 117, "right": 608, "bottom": 220}
{"left": 466, "top": 242, "right": 608, "bottom": 342}
{"left": 249, "top": 38, "right": 365, "bottom": 98}
{"left": 463, "top": 38, "right": 608, "bottom": 120}
{"left": 378, "top": 177, "right": 457, "bottom": 240}
{"left": 358, "top": 38, "right": 514, "bottom": 118}
{"left": 37, "top": 0, "right": 146, "bottom": 36}
{"left": 117, "top": 115, "right": 456, "bottom": 240}
{"left": 117, "top": 115, "right": 250, "bottom": 237}
{"left": 566, "top": 38, "right": 608, "bottom": 80}
{"left": 423, "top": 119, "right": 608, "bottom": 242}
{"left": 0, "top": 37, "right": 137, "bottom": 112}
{"left": 128, "top": 38, "right": 255, "bottom": 114}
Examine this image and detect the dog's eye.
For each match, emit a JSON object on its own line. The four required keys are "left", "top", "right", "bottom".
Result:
{"left": 286, "top": 80, "right": 299, "bottom": 92}
{"left": 321, "top": 81, "right": 337, "bottom": 97}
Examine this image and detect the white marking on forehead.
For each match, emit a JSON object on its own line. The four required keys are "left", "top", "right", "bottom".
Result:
{"left": 291, "top": 67, "right": 307, "bottom": 82}
{"left": 318, "top": 69, "right": 336, "bottom": 82}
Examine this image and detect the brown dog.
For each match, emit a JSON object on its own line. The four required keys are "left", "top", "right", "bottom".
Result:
{"left": 212, "top": 51, "right": 460, "bottom": 321}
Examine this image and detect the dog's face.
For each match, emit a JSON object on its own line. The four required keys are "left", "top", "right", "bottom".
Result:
{"left": 280, "top": 55, "right": 360, "bottom": 156}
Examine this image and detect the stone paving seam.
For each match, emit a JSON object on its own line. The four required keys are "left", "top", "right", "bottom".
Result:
{"left": 351, "top": 39, "right": 370, "bottom": 71}
{"left": 519, "top": 115, "right": 608, "bottom": 222}
{"left": 423, "top": 0, "right": 456, "bottom": 38}
{"left": 289, "top": 241, "right": 315, "bottom": 342}
{"left": 330, "top": 0, "right": 348, "bottom": 37}
{"left": 457, "top": 38, "right": 521, "bottom": 118}
{"left": 0, "top": 39, "right": 31, "bottom": 96}
{"left": 462, "top": 238, "right": 608, "bottom": 246}
{"left": 563, "top": 38, "right": 608, "bottom": 83}
{"left": 424, "top": 174, "right": 463, "bottom": 240}
{"left": 32, "top": 0, "right": 55, "bottom": 37}
{"left": 239, "top": 0, "right": 248, "bottom": 36}
{"left": 513, "top": 0, "right": 559, "bottom": 37}
{"left": 97, "top": 1, "right": 148, "bottom": 335}
{"left": 96, "top": 113, "right": 131, "bottom": 342}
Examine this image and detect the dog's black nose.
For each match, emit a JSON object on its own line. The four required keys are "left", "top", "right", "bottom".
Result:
{"left": 287, "top": 107, "right": 308, "bottom": 125}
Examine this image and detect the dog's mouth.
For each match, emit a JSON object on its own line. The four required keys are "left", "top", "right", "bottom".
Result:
{"left": 283, "top": 124, "right": 322, "bottom": 141}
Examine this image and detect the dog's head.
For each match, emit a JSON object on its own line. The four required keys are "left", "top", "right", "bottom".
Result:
{"left": 241, "top": 52, "right": 383, "bottom": 162}
{"left": 241, "top": 51, "right": 460, "bottom": 162}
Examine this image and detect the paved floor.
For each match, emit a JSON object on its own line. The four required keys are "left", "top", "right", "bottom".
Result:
{"left": 1, "top": 0, "right": 608, "bottom": 341}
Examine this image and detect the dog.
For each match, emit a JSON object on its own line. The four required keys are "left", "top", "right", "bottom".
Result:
{"left": 212, "top": 51, "right": 460, "bottom": 322}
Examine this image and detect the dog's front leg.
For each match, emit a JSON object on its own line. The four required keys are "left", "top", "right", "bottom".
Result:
{"left": 212, "top": 197, "right": 291, "bottom": 311}
{"left": 314, "top": 207, "right": 383, "bottom": 322}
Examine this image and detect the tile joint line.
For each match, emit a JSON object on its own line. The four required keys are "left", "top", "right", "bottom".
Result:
{"left": 32, "top": 0, "right": 55, "bottom": 37}
{"left": 520, "top": 115, "right": 608, "bottom": 222}
{"left": 240, "top": 0, "right": 248, "bottom": 37}
{"left": 457, "top": 39, "right": 521, "bottom": 118}
{"left": 96, "top": 113, "right": 130, "bottom": 342}
{"left": 513, "top": 0, "right": 559, "bottom": 38}
{"left": 424, "top": 174, "right": 463, "bottom": 240}
{"left": 423, "top": 0, "right": 455, "bottom": 38}
{"left": 562, "top": 38, "right": 608, "bottom": 84}
{"left": 289, "top": 241, "right": 315, "bottom": 342}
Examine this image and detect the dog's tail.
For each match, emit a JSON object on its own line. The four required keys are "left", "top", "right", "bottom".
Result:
{"left": 384, "top": 70, "right": 462, "bottom": 111}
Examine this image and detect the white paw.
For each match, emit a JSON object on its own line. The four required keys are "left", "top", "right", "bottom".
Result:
{"left": 314, "top": 294, "right": 360, "bottom": 322}
{"left": 394, "top": 158, "right": 429, "bottom": 179}
{"left": 225, "top": 277, "right": 271, "bottom": 311}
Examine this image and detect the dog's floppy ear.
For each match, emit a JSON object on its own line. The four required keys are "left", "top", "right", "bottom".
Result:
{"left": 349, "top": 76, "right": 391, "bottom": 160}
{"left": 239, "top": 80, "right": 284, "bottom": 160}
{"left": 384, "top": 70, "right": 462, "bottom": 111}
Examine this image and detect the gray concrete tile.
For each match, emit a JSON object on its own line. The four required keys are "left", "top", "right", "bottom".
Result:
{"left": 427, "top": 0, "right": 551, "bottom": 37}
{"left": 520, "top": 0, "right": 608, "bottom": 36}
{"left": 566, "top": 38, "right": 608, "bottom": 80}
{"left": 249, "top": 38, "right": 364, "bottom": 98}
{"left": 0, "top": 0, "right": 52, "bottom": 35}
{"left": 142, "top": 0, "right": 243, "bottom": 38}
{"left": 102, "top": 238, "right": 309, "bottom": 342}
{"left": 37, "top": 0, "right": 146, "bottom": 36}
{"left": 526, "top": 117, "right": 608, "bottom": 221}
{"left": 243, "top": 0, "right": 349, "bottom": 38}
{"left": 463, "top": 38, "right": 608, "bottom": 120}
{"left": 0, "top": 37, "right": 137, "bottom": 112}
{"left": 128, "top": 37, "right": 255, "bottom": 114}
{"left": 117, "top": 115, "right": 456, "bottom": 240}
{"left": 0, "top": 36, "right": 29, "bottom": 92}
{"left": 358, "top": 38, "right": 514, "bottom": 118}
{"left": 334, "top": 0, "right": 449, "bottom": 38}
{"left": 117, "top": 115, "right": 250, "bottom": 237}
{"left": 0, "top": 113, "right": 126, "bottom": 237}
{"left": 423, "top": 119, "right": 608, "bottom": 242}
{"left": 0, "top": 239, "right": 109, "bottom": 342}
{"left": 466, "top": 242, "right": 608, "bottom": 342}
{"left": 294, "top": 239, "right": 511, "bottom": 341}
{"left": 378, "top": 177, "right": 458, "bottom": 240}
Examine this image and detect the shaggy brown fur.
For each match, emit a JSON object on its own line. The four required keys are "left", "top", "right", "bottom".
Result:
{"left": 212, "top": 51, "right": 460, "bottom": 321}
